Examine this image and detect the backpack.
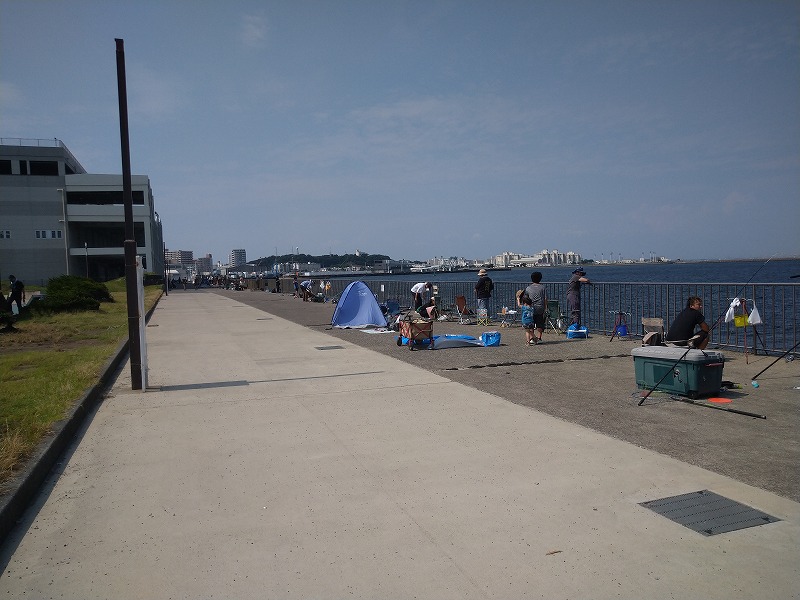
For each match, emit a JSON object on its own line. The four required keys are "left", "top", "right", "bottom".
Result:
{"left": 520, "top": 305, "right": 534, "bottom": 326}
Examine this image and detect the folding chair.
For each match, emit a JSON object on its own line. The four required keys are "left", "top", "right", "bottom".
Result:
{"left": 454, "top": 295, "right": 474, "bottom": 324}
{"left": 641, "top": 317, "right": 665, "bottom": 346}
{"left": 545, "top": 300, "right": 566, "bottom": 333}
{"left": 384, "top": 299, "right": 401, "bottom": 318}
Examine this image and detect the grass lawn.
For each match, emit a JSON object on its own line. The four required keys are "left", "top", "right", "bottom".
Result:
{"left": 0, "top": 279, "right": 162, "bottom": 492}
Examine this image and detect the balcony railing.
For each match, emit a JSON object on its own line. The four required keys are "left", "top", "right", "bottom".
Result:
{"left": 321, "top": 278, "right": 798, "bottom": 355}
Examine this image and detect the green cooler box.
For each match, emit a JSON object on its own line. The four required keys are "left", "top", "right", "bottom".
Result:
{"left": 632, "top": 347, "right": 725, "bottom": 398}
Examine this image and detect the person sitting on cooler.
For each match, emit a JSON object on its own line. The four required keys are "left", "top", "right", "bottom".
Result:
{"left": 666, "top": 296, "right": 710, "bottom": 349}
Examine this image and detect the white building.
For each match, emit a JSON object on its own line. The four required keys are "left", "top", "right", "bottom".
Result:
{"left": 0, "top": 138, "right": 164, "bottom": 284}
{"left": 229, "top": 248, "right": 246, "bottom": 268}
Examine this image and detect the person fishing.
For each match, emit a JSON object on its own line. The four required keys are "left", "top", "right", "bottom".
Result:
{"left": 566, "top": 267, "right": 589, "bottom": 327}
{"left": 665, "top": 296, "right": 709, "bottom": 349}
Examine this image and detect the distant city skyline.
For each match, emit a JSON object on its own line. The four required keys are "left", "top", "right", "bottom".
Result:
{"left": 5, "top": 3, "right": 796, "bottom": 263}
{"left": 164, "top": 245, "right": 684, "bottom": 273}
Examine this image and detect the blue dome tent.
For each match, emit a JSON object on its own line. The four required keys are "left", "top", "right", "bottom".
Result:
{"left": 331, "top": 281, "right": 388, "bottom": 328}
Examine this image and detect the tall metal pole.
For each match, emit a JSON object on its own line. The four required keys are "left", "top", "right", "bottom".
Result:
{"left": 115, "top": 38, "right": 142, "bottom": 390}
{"left": 57, "top": 188, "right": 70, "bottom": 275}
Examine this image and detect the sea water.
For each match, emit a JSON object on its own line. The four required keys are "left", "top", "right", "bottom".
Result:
{"left": 354, "top": 258, "right": 800, "bottom": 285}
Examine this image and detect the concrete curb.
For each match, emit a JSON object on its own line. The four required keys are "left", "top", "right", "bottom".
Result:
{"left": 0, "top": 293, "right": 162, "bottom": 544}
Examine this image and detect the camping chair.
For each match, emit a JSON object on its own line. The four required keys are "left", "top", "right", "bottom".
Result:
{"left": 384, "top": 299, "right": 401, "bottom": 319}
{"left": 545, "top": 300, "right": 566, "bottom": 333}
{"left": 454, "top": 295, "right": 474, "bottom": 324}
{"left": 641, "top": 317, "right": 665, "bottom": 346}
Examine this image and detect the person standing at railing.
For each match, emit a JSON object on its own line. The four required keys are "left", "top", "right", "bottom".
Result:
{"left": 567, "top": 267, "right": 589, "bottom": 327}
{"left": 523, "top": 271, "right": 547, "bottom": 344}
{"left": 475, "top": 269, "right": 494, "bottom": 315}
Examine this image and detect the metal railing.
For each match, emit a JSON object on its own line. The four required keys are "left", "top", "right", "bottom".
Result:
{"left": 0, "top": 137, "right": 63, "bottom": 147}
{"left": 320, "top": 278, "right": 798, "bottom": 355}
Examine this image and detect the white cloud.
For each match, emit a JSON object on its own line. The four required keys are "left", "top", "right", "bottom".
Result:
{"left": 240, "top": 14, "right": 268, "bottom": 49}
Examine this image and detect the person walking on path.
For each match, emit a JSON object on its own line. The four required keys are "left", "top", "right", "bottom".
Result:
{"left": 411, "top": 282, "right": 432, "bottom": 311}
{"left": 8, "top": 275, "right": 25, "bottom": 313}
{"left": 523, "top": 271, "right": 547, "bottom": 344}
{"left": 475, "top": 269, "right": 494, "bottom": 315}
{"left": 567, "top": 267, "right": 590, "bottom": 327}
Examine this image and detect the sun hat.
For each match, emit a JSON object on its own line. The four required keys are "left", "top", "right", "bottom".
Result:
{"left": 478, "top": 268, "right": 488, "bottom": 276}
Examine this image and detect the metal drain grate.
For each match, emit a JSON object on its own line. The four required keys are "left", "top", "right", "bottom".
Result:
{"left": 316, "top": 345, "right": 345, "bottom": 350}
{"left": 640, "top": 490, "right": 780, "bottom": 536}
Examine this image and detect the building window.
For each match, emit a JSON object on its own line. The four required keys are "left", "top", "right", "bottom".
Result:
{"left": 0, "top": 160, "right": 11, "bottom": 175}
{"left": 29, "top": 160, "right": 59, "bottom": 176}
{"left": 19, "top": 160, "right": 28, "bottom": 175}
{"left": 0, "top": 230, "right": 10, "bottom": 239}
{"left": 67, "top": 190, "right": 145, "bottom": 205}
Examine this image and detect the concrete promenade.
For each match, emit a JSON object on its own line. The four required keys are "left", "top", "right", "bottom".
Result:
{"left": 1, "top": 289, "right": 798, "bottom": 599}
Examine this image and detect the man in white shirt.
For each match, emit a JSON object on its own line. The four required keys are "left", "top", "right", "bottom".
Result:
{"left": 411, "top": 282, "right": 432, "bottom": 311}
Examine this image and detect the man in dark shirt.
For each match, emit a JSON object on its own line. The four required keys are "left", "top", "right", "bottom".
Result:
{"left": 474, "top": 269, "right": 494, "bottom": 314}
{"left": 566, "top": 267, "right": 589, "bottom": 326}
{"left": 666, "top": 296, "right": 709, "bottom": 349}
{"left": 8, "top": 275, "right": 25, "bottom": 312}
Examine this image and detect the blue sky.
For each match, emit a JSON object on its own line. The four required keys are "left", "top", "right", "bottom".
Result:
{"left": 2, "top": 1, "right": 798, "bottom": 264}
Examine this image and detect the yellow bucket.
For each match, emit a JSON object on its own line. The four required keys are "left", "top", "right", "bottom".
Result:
{"left": 733, "top": 314, "right": 749, "bottom": 327}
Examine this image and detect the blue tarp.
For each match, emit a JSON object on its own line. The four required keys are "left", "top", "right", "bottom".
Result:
{"left": 331, "top": 281, "right": 388, "bottom": 328}
{"left": 397, "top": 334, "right": 488, "bottom": 349}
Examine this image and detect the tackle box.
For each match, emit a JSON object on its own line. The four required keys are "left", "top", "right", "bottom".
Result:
{"left": 631, "top": 346, "right": 725, "bottom": 398}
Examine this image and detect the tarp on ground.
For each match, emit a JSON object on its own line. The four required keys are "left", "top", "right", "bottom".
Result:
{"left": 397, "top": 334, "right": 490, "bottom": 349}
{"left": 331, "top": 281, "right": 388, "bottom": 328}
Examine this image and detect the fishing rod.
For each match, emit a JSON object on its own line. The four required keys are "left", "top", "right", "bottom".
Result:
{"left": 751, "top": 340, "right": 800, "bottom": 386}
{"left": 668, "top": 395, "right": 766, "bottom": 419}
{"left": 638, "top": 254, "right": 777, "bottom": 407}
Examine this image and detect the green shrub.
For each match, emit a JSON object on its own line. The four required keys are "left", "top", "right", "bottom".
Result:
{"left": 143, "top": 272, "right": 164, "bottom": 286}
{"left": 35, "top": 275, "right": 112, "bottom": 313}
{"left": 47, "top": 275, "right": 113, "bottom": 303}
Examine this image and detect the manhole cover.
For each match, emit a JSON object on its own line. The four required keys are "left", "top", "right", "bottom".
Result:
{"left": 316, "top": 345, "right": 345, "bottom": 351}
{"left": 640, "top": 490, "right": 780, "bottom": 536}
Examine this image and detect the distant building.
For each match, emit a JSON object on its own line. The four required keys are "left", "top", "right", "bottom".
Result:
{"left": 492, "top": 250, "right": 583, "bottom": 268}
{"left": 165, "top": 249, "right": 194, "bottom": 265}
{"left": 194, "top": 254, "right": 212, "bottom": 274}
{"left": 229, "top": 248, "right": 246, "bottom": 268}
{"left": 0, "top": 137, "right": 164, "bottom": 284}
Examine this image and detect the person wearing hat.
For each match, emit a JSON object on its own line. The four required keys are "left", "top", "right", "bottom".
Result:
{"left": 475, "top": 268, "right": 494, "bottom": 315}
{"left": 567, "top": 267, "right": 590, "bottom": 327}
